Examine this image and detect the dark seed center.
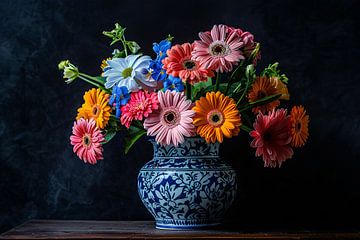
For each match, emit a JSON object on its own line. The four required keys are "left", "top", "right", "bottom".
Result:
{"left": 92, "top": 106, "right": 99, "bottom": 116}
{"left": 257, "top": 90, "right": 267, "bottom": 99}
{"left": 184, "top": 61, "right": 196, "bottom": 70}
{"left": 296, "top": 121, "right": 302, "bottom": 131}
{"left": 263, "top": 131, "right": 272, "bottom": 142}
{"left": 212, "top": 114, "right": 220, "bottom": 123}
{"left": 214, "top": 45, "right": 224, "bottom": 53}
{"left": 83, "top": 136, "right": 90, "bottom": 146}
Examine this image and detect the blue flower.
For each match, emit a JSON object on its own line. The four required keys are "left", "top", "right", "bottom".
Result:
{"left": 149, "top": 60, "right": 167, "bottom": 81}
{"left": 163, "top": 75, "right": 184, "bottom": 92}
{"left": 109, "top": 86, "right": 130, "bottom": 118}
{"left": 153, "top": 40, "right": 171, "bottom": 61}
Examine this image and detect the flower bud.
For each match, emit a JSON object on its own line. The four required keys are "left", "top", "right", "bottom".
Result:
{"left": 62, "top": 62, "right": 79, "bottom": 84}
{"left": 58, "top": 60, "right": 70, "bottom": 70}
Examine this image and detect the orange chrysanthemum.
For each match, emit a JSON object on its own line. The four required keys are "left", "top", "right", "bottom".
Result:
{"left": 247, "top": 76, "right": 280, "bottom": 113}
{"left": 192, "top": 91, "right": 241, "bottom": 143}
{"left": 290, "top": 105, "right": 309, "bottom": 147}
{"left": 76, "top": 88, "right": 111, "bottom": 129}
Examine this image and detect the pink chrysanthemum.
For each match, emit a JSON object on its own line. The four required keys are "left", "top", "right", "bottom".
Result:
{"left": 144, "top": 90, "right": 195, "bottom": 146}
{"left": 250, "top": 109, "right": 294, "bottom": 168}
{"left": 120, "top": 90, "right": 159, "bottom": 128}
{"left": 70, "top": 118, "right": 105, "bottom": 164}
{"left": 162, "top": 43, "right": 214, "bottom": 85}
{"left": 192, "top": 24, "right": 245, "bottom": 73}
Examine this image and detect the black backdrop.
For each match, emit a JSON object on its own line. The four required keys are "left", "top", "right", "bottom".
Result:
{"left": 0, "top": 0, "right": 359, "bottom": 233}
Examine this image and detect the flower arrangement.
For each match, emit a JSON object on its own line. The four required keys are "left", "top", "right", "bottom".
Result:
{"left": 58, "top": 23, "right": 309, "bottom": 168}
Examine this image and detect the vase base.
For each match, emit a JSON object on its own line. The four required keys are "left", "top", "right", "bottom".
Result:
{"left": 155, "top": 220, "right": 221, "bottom": 230}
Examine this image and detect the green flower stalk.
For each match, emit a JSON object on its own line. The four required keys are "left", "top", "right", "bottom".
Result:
{"left": 58, "top": 60, "right": 79, "bottom": 84}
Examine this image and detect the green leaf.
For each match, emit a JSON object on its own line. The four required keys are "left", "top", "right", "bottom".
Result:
{"left": 166, "top": 34, "right": 174, "bottom": 42}
{"left": 112, "top": 49, "right": 126, "bottom": 58}
{"left": 239, "top": 94, "right": 282, "bottom": 112}
{"left": 103, "top": 23, "right": 126, "bottom": 46}
{"left": 191, "top": 77, "right": 212, "bottom": 100}
{"left": 103, "top": 129, "right": 117, "bottom": 144}
{"left": 193, "top": 83, "right": 228, "bottom": 100}
{"left": 124, "top": 125, "right": 146, "bottom": 154}
{"left": 126, "top": 41, "right": 141, "bottom": 54}
{"left": 261, "top": 62, "right": 288, "bottom": 83}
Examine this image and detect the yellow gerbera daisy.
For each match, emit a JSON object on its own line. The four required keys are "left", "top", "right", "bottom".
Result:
{"left": 192, "top": 91, "right": 241, "bottom": 143}
{"left": 76, "top": 88, "right": 111, "bottom": 129}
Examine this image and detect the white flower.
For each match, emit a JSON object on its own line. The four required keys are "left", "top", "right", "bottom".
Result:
{"left": 103, "top": 54, "right": 151, "bottom": 92}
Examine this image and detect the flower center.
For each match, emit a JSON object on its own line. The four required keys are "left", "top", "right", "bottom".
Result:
{"left": 209, "top": 41, "right": 228, "bottom": 56}
{"left": 92, "top": 105, "right": 101, "bottom": 117}
{"left": 263, "top": 131, "right": 272, "bottom": 142}
{"left": 207, "top": 110, "right": 224, "bottom": 127}
{"left": 82, "top": 134, "right": 91, "bottom": 147}
{"left": 183, "top": 60, "right": 196, "bottom": 70}
{"left": 122, "top": 67, "right": 133, "bottom": 78}
{"left": 296, "top": 121, "right": 302, "bottom": 132}
{"left": 257, "top": 90, "right": 267, "bottom": 99}
{"left": 161, "top": 108, "right": 180, "bottom": 127}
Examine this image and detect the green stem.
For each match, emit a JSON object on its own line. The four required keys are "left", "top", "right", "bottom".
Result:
{"left": 78, "top": 76, "right": 107, "bottom": 92}
{"left": 215, "top": 71, "right": 220, "bottom": 91}
{"left": 79, "top": 73, "right": 104, "bottom": 85}
{"left": 236, "top": 76, "right": 251, "bottom": 107}
{"left": 225, "top": 60, "right": 244, "bottom": 95}
{"left": 186, "top": 81, "right": 191, "bottom": 100}
{"left": 122, "top": 35, "right": 128, "bottom": 56}
{"left": 240, "top": 124, "right": 252, "bottom": 133}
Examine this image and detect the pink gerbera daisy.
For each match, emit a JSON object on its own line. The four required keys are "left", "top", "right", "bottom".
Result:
{"left": 143, "top": 90, "right": 195, "bottom": 146}
{"left": 162, "top": 43, "right": 214, "bottom": 84}
{"left": 227, "top": 27, "right": 260, "bottom": 64}
{"left": 250, "top": 109, "right": 293, "bottom": 168}
{"left": 192, "top": 24, "right": 245, "bottom": 73}
{"left": 70, "top": 118, "right": 105, "bottom": 164}
{"left": 120, "top": 90, "right": 159, "bottom": 128}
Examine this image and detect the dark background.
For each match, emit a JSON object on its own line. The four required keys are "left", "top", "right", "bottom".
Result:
{"left": 0, "top": 0, "right": 359, "bottom": 233}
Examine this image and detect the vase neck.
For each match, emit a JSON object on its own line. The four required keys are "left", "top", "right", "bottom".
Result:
{"left": 149, "top": 137, "right": 219, "bottom": 157}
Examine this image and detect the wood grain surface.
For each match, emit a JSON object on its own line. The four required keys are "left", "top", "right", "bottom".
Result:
{"left": 1, "top": 220, "right": 359, "bottom": 239}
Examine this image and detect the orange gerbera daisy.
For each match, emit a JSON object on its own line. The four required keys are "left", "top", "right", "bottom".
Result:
{"left": 76, "top": 88, "right": 111, "bottom": 129}
{"left": 247, "top": 76, "right": 280, "bottom": 113}
{"left": 192, "top": 91, "right": 241, "bottom": 143}
{"left": 290, "top": 105, "right": 309, "bottom": 147}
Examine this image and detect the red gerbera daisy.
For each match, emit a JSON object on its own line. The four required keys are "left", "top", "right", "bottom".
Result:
{"left": 250, "top": 109, "right": 293, "bottom": 168}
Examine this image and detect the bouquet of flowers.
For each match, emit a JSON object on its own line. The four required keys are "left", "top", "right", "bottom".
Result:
{"left": 58, "top": 23, "right": 309, "bottom": 168}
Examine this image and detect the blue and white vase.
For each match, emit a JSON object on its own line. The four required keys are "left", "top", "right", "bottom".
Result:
{"left": 137, "top": 137, "right": 237, "bottom": 230}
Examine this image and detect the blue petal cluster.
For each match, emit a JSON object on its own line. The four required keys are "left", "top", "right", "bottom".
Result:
{"left": 163, "top": 75, "right": 184, "bottom": 92}
{"left": 109, "top": 86, "right": 130, "bottom": 118}
{"left": 149, "top": 39, "right": 171, "bottom": 81}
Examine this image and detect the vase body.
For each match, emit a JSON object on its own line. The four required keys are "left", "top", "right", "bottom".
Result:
{"left": 137, "top": 137, "right": 237, "bottom": 230}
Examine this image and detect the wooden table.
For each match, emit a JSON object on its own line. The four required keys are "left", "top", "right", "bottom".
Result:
{"left": 1, "top": 220, "right": 359, "bottom": 239}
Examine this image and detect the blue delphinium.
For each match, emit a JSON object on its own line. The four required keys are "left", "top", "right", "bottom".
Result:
{"left": 153, "top": 39, "right": 171, "bottom": 61}
{"left": 109, "top": 86, "right": 130, "bottom": 118}
{"left": 147, "top": 39, "right": 172, "bottom": 81}
{"left": 163, "top": 75, "right": 184, "bottom": 92}
{"left": 149, "top": 60, "right": 167, "bottom": 81}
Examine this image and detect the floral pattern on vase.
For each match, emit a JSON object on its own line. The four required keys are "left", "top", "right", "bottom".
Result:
{"left": 137, "top": 137, "right": 237, "bottom": 230}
